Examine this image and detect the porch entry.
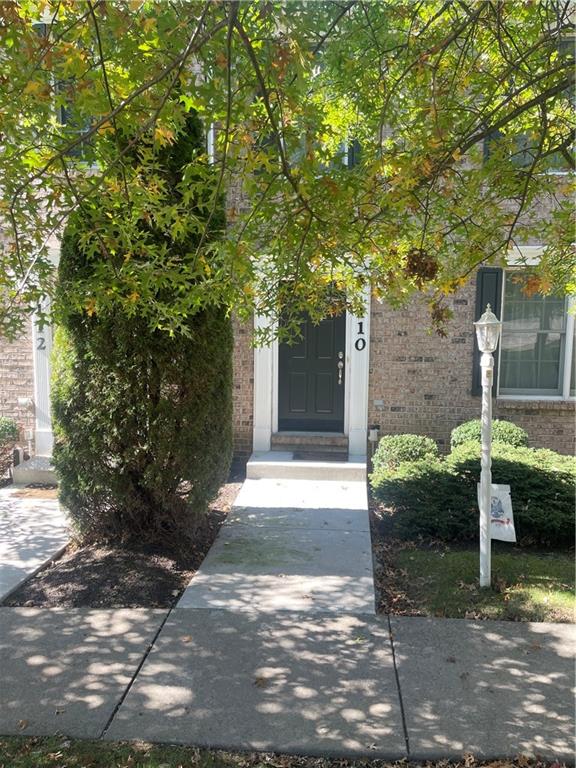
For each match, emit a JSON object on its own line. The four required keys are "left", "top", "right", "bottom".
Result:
{"left": 278, "top": 313, "right": 346, "bottom": 432}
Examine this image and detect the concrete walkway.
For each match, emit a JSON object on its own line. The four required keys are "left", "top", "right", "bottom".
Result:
{"left": 0, "top": 485, "right": 68, "bottom": 601}
{"left": 0, "top": 470, "right": 574, "bottom": 759}
{"left": 105, "top": 471, "right": 574, "bottom": 759}
{"left": 177, "top": 478, "right": 374, "bottom": 614}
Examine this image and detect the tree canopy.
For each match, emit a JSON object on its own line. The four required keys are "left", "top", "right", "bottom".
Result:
{"left": 0, "top": 0, "right": 574, "bottom": 339}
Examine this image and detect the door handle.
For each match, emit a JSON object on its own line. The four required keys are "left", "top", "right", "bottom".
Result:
{"left": 337, "top": 351, "right": 344, "bottom": 385}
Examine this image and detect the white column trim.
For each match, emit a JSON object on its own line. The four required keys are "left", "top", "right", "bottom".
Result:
{"left": 252, "top": 315, "right": 275, "bottom": 452}
{"left": 562, "top": 296, "right": 575, "bottom": 399}
{"left": 272, "top": 334, "right": 279, "bottom": 434}
{"left": 346, "top": 287, "right": 371, "bottom": 459}
{"left": 31, "top": 244, "right": 59, "bottom": 457}
{"left": 31, "top": 314, "right": 53, "bottom": 456}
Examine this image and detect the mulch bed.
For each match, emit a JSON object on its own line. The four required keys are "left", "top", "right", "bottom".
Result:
{"left": 369, "top": 492, "right": 425, "bottom": 617}
{"left": 2, "top": 467, "right": 244, "bottom": 610}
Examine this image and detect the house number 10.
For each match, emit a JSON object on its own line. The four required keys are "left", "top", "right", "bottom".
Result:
{"left": 355, "top": 321, "right": 366, "bottom": 351}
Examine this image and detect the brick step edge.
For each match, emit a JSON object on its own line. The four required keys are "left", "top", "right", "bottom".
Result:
{"left": 271, "top": 434, "right": 348, "bottom": 448}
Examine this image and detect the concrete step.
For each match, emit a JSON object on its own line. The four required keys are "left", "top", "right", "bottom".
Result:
{"left": 12, "top": 456, "right": 57, "bottom": 486}
{"left": 233, "top": 478, "right": 368, "bottom": 512}
{"left": 247, "top": 452, "right": 366, "bottom": 481}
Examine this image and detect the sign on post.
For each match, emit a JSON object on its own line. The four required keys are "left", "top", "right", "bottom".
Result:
{"left": 477, "top": 483, "right": 516, "bottom": 543}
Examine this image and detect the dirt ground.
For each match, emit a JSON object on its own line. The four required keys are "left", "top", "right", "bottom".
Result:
{"left": 369, "top": 494, "right": 415, "bottom": 615}
{"left": 2, "top": 471, "right": 243, "bottom": 609}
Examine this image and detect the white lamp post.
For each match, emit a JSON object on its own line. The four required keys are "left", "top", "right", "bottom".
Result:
{"left": 474, "top": 303, "right": 502, "bottom": 588}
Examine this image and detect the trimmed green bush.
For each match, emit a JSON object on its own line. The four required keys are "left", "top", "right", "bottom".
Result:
{"left": 51, "top": 112, "right": 232, "bottom": 548}
{"left": 451, "top": 418, "right": 528, "bottom": 449}
{"left": 372, "top": 433, "right": 438, "bottom": 471}
{"left": 0, "top": 416, "right": 18, "bottom": 476}
{"left": 0, "top": 416, "right": 18, "bottom": 443}
{"left": 371, "top": 441, "right": 575, "bottom": 548}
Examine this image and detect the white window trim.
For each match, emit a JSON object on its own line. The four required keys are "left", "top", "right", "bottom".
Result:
{"left": 496, "top": 246, "right": 575, "bottom": 402}
{"left": 207, "top": 122, "right": 216, "bottom": 164}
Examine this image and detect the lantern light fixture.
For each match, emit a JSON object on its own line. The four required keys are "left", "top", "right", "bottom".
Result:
{"left": 474, "top": 303, "right": 502, "bottom": 354}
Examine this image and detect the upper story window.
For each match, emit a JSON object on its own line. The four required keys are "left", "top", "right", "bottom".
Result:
{"left": 483, "top": 130, "right": 574, "bottom": 173}
{"left": 498, "top": 270, "right": 575, "bottom": 399}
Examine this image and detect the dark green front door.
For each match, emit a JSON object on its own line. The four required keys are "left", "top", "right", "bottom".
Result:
{"left": 278, "top": 314, "right": 346, "bottom": 432}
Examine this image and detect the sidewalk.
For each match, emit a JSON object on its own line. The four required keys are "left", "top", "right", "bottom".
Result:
{"left": 0, "top": 485, "right": 68, "bottom": 601}
{"left": 0, "top": 474, "right": 574, "bottom": 759}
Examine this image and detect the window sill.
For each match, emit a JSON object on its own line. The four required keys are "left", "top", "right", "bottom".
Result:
{"left": 496, "top": 398, "right": 575, "bottom": 412}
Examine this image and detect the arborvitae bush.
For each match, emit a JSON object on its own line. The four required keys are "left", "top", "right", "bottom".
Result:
{"left": 450, "top": 418, "right": 528, "bottom": 450}
{"left": 51, "top": 113, "right": 232, "bottom": 548}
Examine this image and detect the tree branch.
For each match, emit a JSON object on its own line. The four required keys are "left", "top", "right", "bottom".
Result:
{"left": 233, "top": 12, "right": 325, "bottom": 224}
{"left": 87, "top": 0, "right": 130, "bottom": 202}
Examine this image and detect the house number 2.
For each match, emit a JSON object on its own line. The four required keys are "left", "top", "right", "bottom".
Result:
{"left": 355, "top": 321, "right": 366, "bottom": 351}
{"left": 36, "top": 337, "right": 46, "bottom": 351}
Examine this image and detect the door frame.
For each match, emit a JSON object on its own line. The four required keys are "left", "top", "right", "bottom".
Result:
{"left": 253, "top": 287, "right": 371, "bottom": 459}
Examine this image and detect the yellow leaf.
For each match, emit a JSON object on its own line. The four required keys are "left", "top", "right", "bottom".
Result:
{"left": 23, "top": 80, "right": 45, "bottom": 96}
{"left": 85, "top": 298, "right": 96, "bottom": 317}
{"left": 154, "top": 124, "right": 175, "bottom": 146}
{"left": 422, "top": 158, "right": 433, "bottom": 177}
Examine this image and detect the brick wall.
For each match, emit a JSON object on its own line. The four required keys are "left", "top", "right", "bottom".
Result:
{"left": 0, "top": 322, "right": 35, "bottom": 448}
{"left": 232, "top": 316, "right": 254, "bottom": 458}
{"left": 367, "top": 274, "right": 575, "bottom": 455}
{"left": 3, "top": 285, "right": 572, "bottom": 462}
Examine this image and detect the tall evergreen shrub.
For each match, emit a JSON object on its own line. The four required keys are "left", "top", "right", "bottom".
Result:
{"left": 51, "top": 113, "right": 232, "bottom": 547}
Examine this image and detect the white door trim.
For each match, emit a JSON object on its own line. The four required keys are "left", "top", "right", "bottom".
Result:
{"left": 345, "top": 290, "right": 371, "bottom": 458}
{"left": 32, "top": 312, "right": 53, "bottom": 457}
{"left": 252, "top": 288, "right": 371, "bottom": 458}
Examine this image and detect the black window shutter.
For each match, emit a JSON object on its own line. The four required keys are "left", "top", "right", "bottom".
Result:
{"left": 347, "top": 139, "right": 361, "bottom": 168}
{"left": 471, "top": 267, "right": 503, "bottom": 396}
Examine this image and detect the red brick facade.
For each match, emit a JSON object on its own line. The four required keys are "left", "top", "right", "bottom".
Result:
{"left": 232, "top": 316, "right": 254, "bottom": 458}
{"left": 1, "top": 279, "right": 574, "bottom": 459}
{"left": 367, "top": 277, "right": 575, "bottom": 455}
{"left": 0, "top": 320, "right": 35, "bottom": 448}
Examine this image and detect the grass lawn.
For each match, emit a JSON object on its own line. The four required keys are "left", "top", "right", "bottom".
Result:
{"left": 0, "top": 737, "right": 569, "bottom": 768}
{"left": 390, "top": 546, "right": 575, "bottom": 622}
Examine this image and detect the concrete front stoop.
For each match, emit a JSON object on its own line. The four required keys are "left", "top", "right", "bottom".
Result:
{"left": 247, "top": 451, "right": 366, "bottom": 481}
{"left": 12, "top": 455, "right": 57, "bottom": 486}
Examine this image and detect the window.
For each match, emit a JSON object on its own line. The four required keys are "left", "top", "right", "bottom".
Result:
{"left": 483, "top": 130, "right": 574, "bottom": 172}
{"left": 498, "top": 271, "right": 575, "bottom": 398}
{"left": 33, "top": 17, "right": 93, "bottom": 161}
